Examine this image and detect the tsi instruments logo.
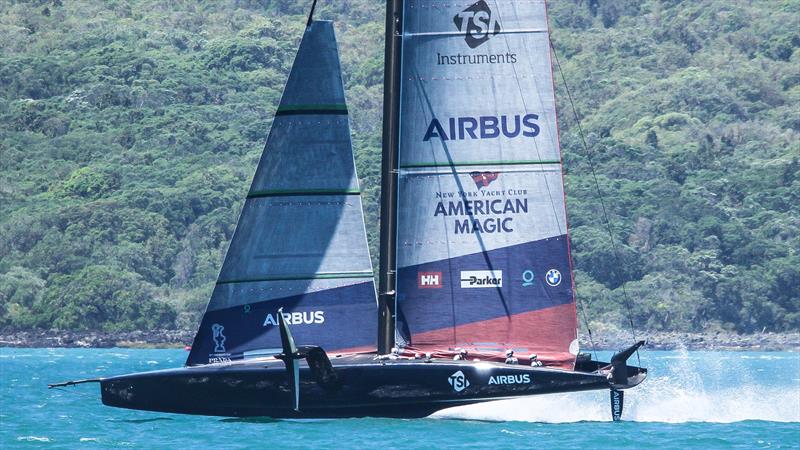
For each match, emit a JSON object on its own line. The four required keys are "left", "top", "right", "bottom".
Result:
{"left": 448, "top": 370, "right": 471, "bottom": 392}
{"left": 489, "top": 374, "right": 531, "bottom": 385}
{"left": 461, "top": 270, "right": 503, "bottom": 288}
{"left": 453, "top": 0, "right": 501, "bottom": 49}
{"left": 418, "top": 271, "right": 443, "bottom": 288}
{"left": 263, "top": 310, "right": 325, "bottom": 326}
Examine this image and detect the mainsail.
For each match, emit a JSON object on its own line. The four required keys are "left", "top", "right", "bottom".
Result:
{"left": 187, "top": 21, "right": 376, "bottom": 366}
{"left": 393, "top": 0, "right": 578, "bottom": 368}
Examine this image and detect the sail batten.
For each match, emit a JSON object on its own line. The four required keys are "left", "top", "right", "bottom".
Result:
{"left": 400, "top": 160, "right": 561, "bottom": 168}
{"left": 247, "top": 189, "right": 361, "bottom": 198}
{"left": 394, "top": 0, "right": 578, "bottom": 369}
{"left": 403, "top": 28, "right": 549, "bottom": 37}
{"left": 186, "top": 20, "right": 376, "bottom": 366}
{"left": 275, "top": 103, "right": 348, "bottom": 115}
{"left": 215, "top": 272, "right": 375, "bottom": 285}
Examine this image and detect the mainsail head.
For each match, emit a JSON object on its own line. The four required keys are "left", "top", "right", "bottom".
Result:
{"left": 393, "top": 0, "right": 579, "bottom": 368}
{"left": 187, "top": 20, "right": 376, "bottom": 366}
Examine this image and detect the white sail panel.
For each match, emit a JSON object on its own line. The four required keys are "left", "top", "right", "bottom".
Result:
{"left": 397, "top": 165, "right": 566, "bottom": 267}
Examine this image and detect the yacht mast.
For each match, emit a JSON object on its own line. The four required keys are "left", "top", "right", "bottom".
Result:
{"left": 377, "top": 0, "right": 403, "bottom": 354}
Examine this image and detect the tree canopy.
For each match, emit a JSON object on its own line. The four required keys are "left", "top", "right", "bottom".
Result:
{"left": 1, "top": 0, "right": 797, "bottom": 335}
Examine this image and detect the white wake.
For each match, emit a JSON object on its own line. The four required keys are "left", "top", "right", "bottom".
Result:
{"left": 432, "top": 350, "right": 800, "bottom": 423}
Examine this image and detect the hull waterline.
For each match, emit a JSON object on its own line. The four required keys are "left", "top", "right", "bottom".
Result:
{"left": 98, "top": 355, "right": 645, "bottom": 418}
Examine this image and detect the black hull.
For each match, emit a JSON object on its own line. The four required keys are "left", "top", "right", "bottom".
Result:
{"left": 99, "top": 355, "right": 645, "bottom": 418}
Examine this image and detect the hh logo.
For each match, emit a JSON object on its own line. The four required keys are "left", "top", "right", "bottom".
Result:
{"left": 418, "top": 271, "right": 443, "bottom": 288}
{"left": 448, "top": 370, "right": 471, "bottom": 392}
{"left": 470, "top": 171, "right": 499, "bottom": 189}
{"left": 453, "top": 0, "right": 501, "bottom": 49}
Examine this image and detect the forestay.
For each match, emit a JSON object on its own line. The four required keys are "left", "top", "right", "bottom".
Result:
{"left": 187, "top": 21, "right": 376, "bottom": 366}
{"left": 394, "top": 0, "right": 578, "bottom": 368}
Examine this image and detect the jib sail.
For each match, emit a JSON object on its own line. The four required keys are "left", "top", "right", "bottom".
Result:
{"left": 187, "top": 21, "right": 376, "bottom": 366}
{"left": 393, "top": 0, "right": 578, "bottom": 368}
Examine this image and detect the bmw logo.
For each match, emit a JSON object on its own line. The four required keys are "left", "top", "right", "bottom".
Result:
{"left": 545, "top": 269, "right": 562, "bottom": 287}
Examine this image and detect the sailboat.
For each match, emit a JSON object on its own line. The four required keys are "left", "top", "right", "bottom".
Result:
{"left": 50, "top": 0, "right": 646, "bottom": 420}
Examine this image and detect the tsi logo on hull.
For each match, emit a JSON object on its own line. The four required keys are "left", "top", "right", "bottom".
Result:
{"left": 461, "top": 270, "right": 503, "bottom": 288}
{"left": 489, "top": 374, "right": 531, "bottom": 385}
{"left": 263, "top": 310, "right": 325, "bottom": 326}
{"left": 448, "top": 370, "right": 471, "bottom": 392}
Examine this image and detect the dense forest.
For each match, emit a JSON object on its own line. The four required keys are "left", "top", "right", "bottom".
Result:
{"left": 1, "top": 0, "right": 798, "bottom": 336}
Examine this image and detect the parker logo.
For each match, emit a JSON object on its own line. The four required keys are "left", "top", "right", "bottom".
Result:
{"left": 448, "top": 370, "right": 471, "bottom": 392}
{"left": 263, "top": 311, "right": 325, "bottom": 326}
{"left": 488, "top": 374, "right": 531, "bottom": 385}
{"left": 453, "top": 0, "right": 501, "bottom": 49}
{"left": 461, "top": 270, "right": 503, "bottom": 288}
{"left": 470, "top": 171, "right": 499, "bottom": 189}
{"left": 418, "top": 271, "right": 443, "bottom": 288}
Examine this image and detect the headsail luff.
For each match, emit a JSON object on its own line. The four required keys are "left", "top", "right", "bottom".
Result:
{"left": 187, "top": 21, "right": 376, "bottom": 366}
{"left": 393, "top": 0, "right": 578, "bottom": 369}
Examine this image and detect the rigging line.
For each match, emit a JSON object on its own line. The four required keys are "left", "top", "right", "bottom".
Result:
{"left": 549, "top": 38, "right": 641, "bottom": 366}
{"left": 51, "top": 386, "right": 95, "bottom": 399}
{"left": 577, "top": 285, "right": 598, "bottom": 362}
{"left": 306, "top": 0, "right": 318, "bottom": 27}
{"left": 405, "top": 65, "right": 457, "bottom": 345}
{"left": 493, "top": 2, "right": 587, "bottom": 358}
{"left": 492, "top": 1, "right": 565, "bottom": 239}
{"left": 411, "top": 66, "right": 513, "bottom": 322}
{"left": 413, "top": 73, "right": 457, "bottom": 344}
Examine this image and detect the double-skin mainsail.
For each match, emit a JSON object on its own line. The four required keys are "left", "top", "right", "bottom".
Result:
{"left": 187, "top": 20, "right": 377, "bottom": 366}
{"left": 391, "top": 0, "right": 578, "bottom": 369}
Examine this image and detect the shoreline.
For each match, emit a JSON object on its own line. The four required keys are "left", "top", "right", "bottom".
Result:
{"left": 0, "top": 330, "right": 797, "bottom": 352}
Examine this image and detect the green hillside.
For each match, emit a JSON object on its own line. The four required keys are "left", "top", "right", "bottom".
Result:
{"left": 1, "top": 0, "right": 797, "bottom": 335}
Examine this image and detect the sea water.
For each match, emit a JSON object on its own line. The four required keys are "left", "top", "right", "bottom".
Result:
{"left": 1, "top": 348, "right": 798, "bottom": 449}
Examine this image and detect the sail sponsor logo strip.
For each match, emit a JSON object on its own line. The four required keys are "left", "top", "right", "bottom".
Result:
{"left": 413, "top": 0, "right": 547, "bottom": 66}
{"left": 460, "top": 270, "right": 503, "bottom": 288}
{"left": 422, "top": 114, "right": 540, "bottom": 142}
{"left": 432, "top": 173, "right": 529, "bottom": 235}
{"left": 418, "top": 271, "right": 443, "bottom": 288}
{"left": 275, "top": 103, "right": 348, "bottom": 116}
{"left": 188, "top": 281, "right": 378, "bottom": 365}
{"left": 263, "top": 310, "right": 325, "bottom": 326}
{"left": 216, "top": 271, "right": 374, "bottom": 285}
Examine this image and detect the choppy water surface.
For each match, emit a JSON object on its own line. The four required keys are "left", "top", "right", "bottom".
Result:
{"left": 1, "top": 348, "right": 798, "bottom": 448}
